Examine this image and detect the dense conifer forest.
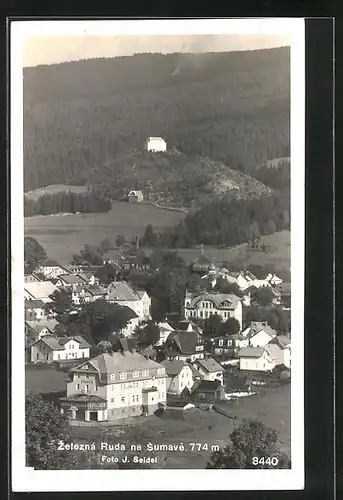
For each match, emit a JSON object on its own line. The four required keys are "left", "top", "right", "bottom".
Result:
{"left": 24, "top": 190, "right": 111, "bottom": 216}
{"left": 23, "top": 47, "right": 290, "bottom": 192}
{"left": 141, "top": 192, "right": 290, "bottom": 248}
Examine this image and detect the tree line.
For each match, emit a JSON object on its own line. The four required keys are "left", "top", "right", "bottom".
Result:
{"left": 24, "top": 190, "right": 112, "bottom": 217}
{"left": 23, "top": 48, "right": 289, "bottom": 191}
{"left": 141, "top": 192, "right": 290, "bottom": 248}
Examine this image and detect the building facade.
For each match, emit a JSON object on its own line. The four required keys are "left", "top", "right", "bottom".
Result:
{"left": 106, "top": 281, "right": 151, "bottom": 320}
{"left": 60, "top": 351, "right": 167, "bottom": 421}
{"left": 145, "top": 136, "right": 167, "bottom": 152}
{"left": 128, "top": 190, "right": 144, "bottom": 203}
{"left": 184, "top": 291, "right": 243, "bottom": 330}
{"left": 162, "top": 360, "right": 194, "bottom": 395}
{"left": 31, "top": 335, "right": 91, "bottom": 363}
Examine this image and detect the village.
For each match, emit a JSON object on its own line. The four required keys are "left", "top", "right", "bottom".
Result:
{"left": 25, "top": 234, "right": 291, "bottom": 425}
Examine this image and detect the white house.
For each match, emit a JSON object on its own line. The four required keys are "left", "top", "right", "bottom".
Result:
{"left": 241, "top": 321, "right": 277, "bottom": 348}
{"left": 128, "top": 190, "right": 144, "bottom": 204}
{"left": 265, "top": 273, "right": 283, "bottom": 286}
{"left": 60, "top": 350, "right": 167, "bottom": 421}
{"left": 36, "top": 262, "right": 68, "bottom": 279}
{"left": 31, "top": 335, "right": 91, "bottom": 363}
{"left": 266, "top": 335, "right": 291, "bottom": 369}
{"left": 145, "top": 136, "right": 167, "bottom": 152}
{"left": 25, "top": 299, "right": 47, "bottom": 321}
{"left": 24, "top": 281, "right": 59, "bottom": 303}
{"left": 26, "top": 319, "right": 59, "bottom": 340}
{"left": 238, "top": 347, "right": 275, "bottom": 372}
{"left": 162, "top": 360, "right": 194, "bottom": 395}
{"left": 184, "top": 291, "right": 243, "bottom": 330}
{"left": 193, "top": 358, "right": 224, "bottom": 385}
{"left": 156, "top": 321, "right": 175, "bottom": 346}
{"left": 106, "top": 281, "right": 151, "bottom": 320}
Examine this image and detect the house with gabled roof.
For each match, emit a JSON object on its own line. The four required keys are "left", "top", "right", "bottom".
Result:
{"left": 25, "top": 299, "right": 48, "bottom": 321}
{"left": 36, "top": 261, "right": 69, "bottom": 279}
{"left": 163, "top": 330, "right": 204, "bottom": 363}
{"left": 193, "top": 357, "right": 224, "bottom": 385}
{"left": 60, "top": 350, "right": 167, "bottom": 421}
{"left": 238, "top": 346, "right": 275, "bottom": 372}
{"left": 106, "top": 281, "right": 151, "bottom": 319}
{"left": 24, "top": 281, "right": 59, "bottom": 303}
{"left": 30, "top": 335, "right": 91, "bottom": 364}
{"left": 161, "top": 359, "right": 194, "bottom": 395}
{"left": 184, "top": 291, "right": 242, "bottom": 330}
{"left": 55, "top": 274, "right": 87, "bottom": 288}
{"left": 266, "top": 335, "right": 291, "bottom": 368}
{"left": 241, "top": 321, "right": 277, "bottom": 348}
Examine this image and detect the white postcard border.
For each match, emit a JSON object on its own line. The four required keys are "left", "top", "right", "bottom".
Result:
{"left": 11, "top": 18, "right": 305, "bottom": 492}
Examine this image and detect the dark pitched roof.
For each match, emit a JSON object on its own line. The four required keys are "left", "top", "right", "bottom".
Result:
{"left": 194, "top": 357, "right": 223, "bottom": 373}
{"left": 165, "top": 330, "right": 202, "bottom": 355}
{"left": 60, "top": 394, "right": 107, "bottom": 403}
{"left": 162, "top": 359, "right": 187, "bottom": 376}
{"left": 238, "top": 347, "right": 265, "bottom": 358}
{"left": 25, "top": 299, "right": 46, "bottom": 309}
{"left": 194, "top": 379, "right": 221, "bottom": 392}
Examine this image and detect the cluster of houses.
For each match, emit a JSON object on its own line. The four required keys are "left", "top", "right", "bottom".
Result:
{"left": 24, "top": 250, "right": 291, "bottom": 423}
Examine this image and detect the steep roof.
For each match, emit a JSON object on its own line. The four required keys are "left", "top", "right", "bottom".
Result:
{"left": 161, "top": 359, "right": 187, "bottom": 376}
{"left": 194, "top": 357, "right": 223, "bottom": 373}
{"left": 187, "top": 291, "right": 241, "bottom": 310}
{"left": 243, "top": 321, "right": 276, "bottom": 339}
{"left": 165, "top": 330, "right": 201, "bottom": 355}
{"left": 24, "top": 281, "right": 58, "bottom": 300}
{"left": 238, "top": 347, "right": 265, "bottom": 358}
{"left": 58, "top": 274, "right": 86, "bottom": 285}
{"left": 37, "top": 335, "right": 91, "bottom": 351}
{"left": 25, "top": 299, "right": 46, "bottom": 309}
{"left": 26, "top": 319, "right": 59, "bottom": 334}
{"left": 194, "top": 379, "right": 221, "bottom": 392}
{"left": 269, "top": 335, "right": 291, "bottom": 349}
{"left": 107, "top": 281, "right": 144, "bottom": 302}
{"left": 71, "top": 351, "right": 164, "bottom": 383}
{"left": 265, "top": 344, "right": 284, "bottom": 365}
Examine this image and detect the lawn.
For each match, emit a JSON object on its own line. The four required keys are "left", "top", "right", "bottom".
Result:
{"left": 71, "top": 384, "right": 290, "bottom": 469}
{"left": 25, "top": 184, "right": 89, "bottom": 201}
{"left": 25, "top": 201, "right": 186, "bottom": 264}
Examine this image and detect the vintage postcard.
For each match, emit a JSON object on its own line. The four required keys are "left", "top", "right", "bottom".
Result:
{"left": 11, "top": 18, "right": 305, "bottom": 491}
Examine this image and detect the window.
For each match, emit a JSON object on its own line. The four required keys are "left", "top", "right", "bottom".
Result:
{"left": 136, "top": 394, "right": 139, "bottom": 402}
{"left": 121, "top": 396, "right": 125, "bottom": 403}
{"left": 120, "top": 372, "right": 127, "bottom": 380}
{"left": 142, "top": 370, "right": 149, "bottom": 377}
{"left": 133, "top": 395, "right": 136, "bottom": 402}
{"left": 110, "top": 398, "right": 114, "bottom": 403}
{"left": 85, "top": 384, "right": 89, "bottom": 393}
{"left": 85, "top": 374, "right": 89, "bottom": 379}
{"left": 182, "top": 373, "right": 184, "bottom": 378}
{"left": 77, "top": 384, "right": 80, "bottom": 390}
{"left": 219, "top": 340, "right": 223, "bottom": 346}
{"left": 133, "top": 371, "right": 139, "bottom": 378}
{"left": 110, "top": 374, "right": 115, "bottom": 380}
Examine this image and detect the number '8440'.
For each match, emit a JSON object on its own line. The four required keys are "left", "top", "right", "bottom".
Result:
{"left": 252, "top": 456, "right": 279, "bottom": 467}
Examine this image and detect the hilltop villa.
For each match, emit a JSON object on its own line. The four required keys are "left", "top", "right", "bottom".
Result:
{"left": 145, "top": 136, "right": 167, "bottom": 152}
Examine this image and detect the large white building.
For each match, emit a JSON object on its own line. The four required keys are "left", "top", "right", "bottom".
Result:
{"left": 60, "top": 349, "right": 167, "bottom": 421}
{"left": 184, "top": 291, "right": 243, "bottom": 330}
{"left": 145, "top": 136, "right": 167, "bottom": 152}
{"left": 106, "top": 281, "right": 151, "bottom": 320}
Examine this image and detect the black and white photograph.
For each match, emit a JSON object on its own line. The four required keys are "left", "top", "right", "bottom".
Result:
{"left": 11, "top": 18, "right": 305, "bottom": 491}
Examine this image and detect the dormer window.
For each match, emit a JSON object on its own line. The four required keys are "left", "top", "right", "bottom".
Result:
{"left": 119, "top": 372, "right": 127, "bottom": 380}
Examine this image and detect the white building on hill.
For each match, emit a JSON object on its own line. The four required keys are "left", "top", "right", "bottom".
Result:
{"left": 184, "top": 291, "right": 243, "bottom": 330}
{"left": 145, "top": 136, "right": 167, "bottom": 152}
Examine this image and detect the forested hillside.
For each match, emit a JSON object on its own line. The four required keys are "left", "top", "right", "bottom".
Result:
{"left": 24, "top": 47, "right": 290, "bottom": 192}
{"left": 85, "top": 149, "right": 272, "bottom": 207}
{"left": 142, "top": 192, "right": 290, "bottom": 249}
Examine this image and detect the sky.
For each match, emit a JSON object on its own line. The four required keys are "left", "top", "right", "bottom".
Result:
{"left": 23, "top": 34, "right": 291, "bottom": 67}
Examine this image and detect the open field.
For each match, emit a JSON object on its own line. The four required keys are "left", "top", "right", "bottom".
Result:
{"left": 25, "top": 195, "right": 290, "bottom": 274}
{"left": 25, "top": 201, "right": 186, "bottom": 264}
{"left": 25, "top": 184, "right": 89, "bottom": 201}
{"left": 71, "top": 384, "right": 290, "bottom": 469}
